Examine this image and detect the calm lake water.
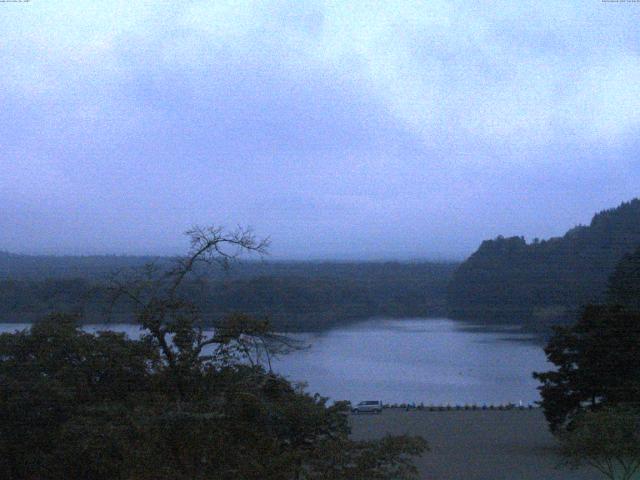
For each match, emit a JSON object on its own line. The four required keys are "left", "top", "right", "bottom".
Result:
{"left": 0, "top": 318, "right": 549, "bottom": 405}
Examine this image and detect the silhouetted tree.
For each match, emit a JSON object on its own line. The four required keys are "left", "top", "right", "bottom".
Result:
{"left": 533, "top": 305, "right": 640, "bottom": 432}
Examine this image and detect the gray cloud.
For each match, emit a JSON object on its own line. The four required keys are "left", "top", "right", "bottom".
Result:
{"left": 1, "top": 1, "right": 639, "bottom": 259}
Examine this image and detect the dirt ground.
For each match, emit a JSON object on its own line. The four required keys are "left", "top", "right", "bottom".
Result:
{"left": 349, "top": 408, "right": 603, "bottom": 480}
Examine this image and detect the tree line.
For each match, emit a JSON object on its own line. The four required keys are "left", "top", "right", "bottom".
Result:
{"left": 447, "top": 198, "right": 640, "bottom": 328}
{"left": 0, "top": 260, "right": 456, "bottom": 331}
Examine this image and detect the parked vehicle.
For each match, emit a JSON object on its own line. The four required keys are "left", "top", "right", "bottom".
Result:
{"left": 352, "top": 400, "right": 383, "bottom": 414}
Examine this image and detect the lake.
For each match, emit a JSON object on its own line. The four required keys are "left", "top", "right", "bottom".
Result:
{"left": 0, "top": 318, "right": 549, "bottom": 405}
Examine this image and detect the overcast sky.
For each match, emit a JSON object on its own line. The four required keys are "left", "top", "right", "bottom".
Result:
{"left": 1, "top": 1, "right": 639, "bottom": 259}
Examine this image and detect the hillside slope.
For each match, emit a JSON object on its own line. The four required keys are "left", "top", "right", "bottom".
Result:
{"left": 607, "top": 245, "right": 640, "bottom": 312}
{"left": 447, "top": 199, "right": 640, "bottom": 326}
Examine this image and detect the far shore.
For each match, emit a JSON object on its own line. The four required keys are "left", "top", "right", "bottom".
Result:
{"left": 350, "top": 408, "right": 602, "bottom": 480}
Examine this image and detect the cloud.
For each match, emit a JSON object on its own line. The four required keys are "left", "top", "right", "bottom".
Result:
{"left": 3, "top": 1, "right": 639, "bottom": 150}
{"left": 1, "top": 1, "right": 640, "bottom": 257}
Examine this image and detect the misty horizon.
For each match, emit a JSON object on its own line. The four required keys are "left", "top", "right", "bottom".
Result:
{"left": 1, "top": 195, "right": 630, "bottom": 262}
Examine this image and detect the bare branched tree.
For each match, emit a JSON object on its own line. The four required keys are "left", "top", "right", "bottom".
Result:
{"left": 105, "top": 226, "right": 305, "bottom": 399}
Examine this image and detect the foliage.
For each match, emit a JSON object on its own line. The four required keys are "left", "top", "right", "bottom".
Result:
{"left": 448, "top": 198, "right": 640, "bottom": 325}
{"left": 559, "top": 406, "right": 640, "bottom": 480}
{"left": 0, "top": 260, "right": 456, "bottom": 331}
{"left": 607, "top": 245, "right": 640, "bottom": 312}
{"left": 533, "top": 305, "right": 640, "bottom": 432}
{"left": 0, "top": 226, "right": 427, "bottom": 480}
{"left": 0, "top": 314, "right": 158, "bottom": 479}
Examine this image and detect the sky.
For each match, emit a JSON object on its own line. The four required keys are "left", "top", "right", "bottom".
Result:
{"left": 1, "top": 1, "right": 639, "bottom": 260}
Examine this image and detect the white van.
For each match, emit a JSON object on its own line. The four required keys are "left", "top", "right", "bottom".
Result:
{"left": 352, "top": 400, "right": 383, "bottom": 414}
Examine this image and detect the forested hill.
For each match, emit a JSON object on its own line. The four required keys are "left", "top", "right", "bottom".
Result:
{"left": 447, "top": 199, "right": 640, "bottom": 326}
{"left": 0, "top": 257, "right": 458, "bottom": 331}
{"left": 607, "top": 245, "right": 640, "bottom": 312}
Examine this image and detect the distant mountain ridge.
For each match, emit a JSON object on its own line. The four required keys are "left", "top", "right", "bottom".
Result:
{"left": 0, "top": 252, "right": 165, "bottom": 280}
{"left": 447, "top": 198, "right": 640, "bottom": 327}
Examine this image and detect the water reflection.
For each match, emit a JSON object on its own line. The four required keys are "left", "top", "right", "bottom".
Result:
{"left": 271, "top": 318, "right": 549, "bottom": 405}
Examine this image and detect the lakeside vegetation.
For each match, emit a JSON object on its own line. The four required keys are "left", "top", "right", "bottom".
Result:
{"left": 447, "top": 199, "right": 640, "bottom": 329}
{"left": 0, "top": 255, "right": 456, "bottom": 331}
